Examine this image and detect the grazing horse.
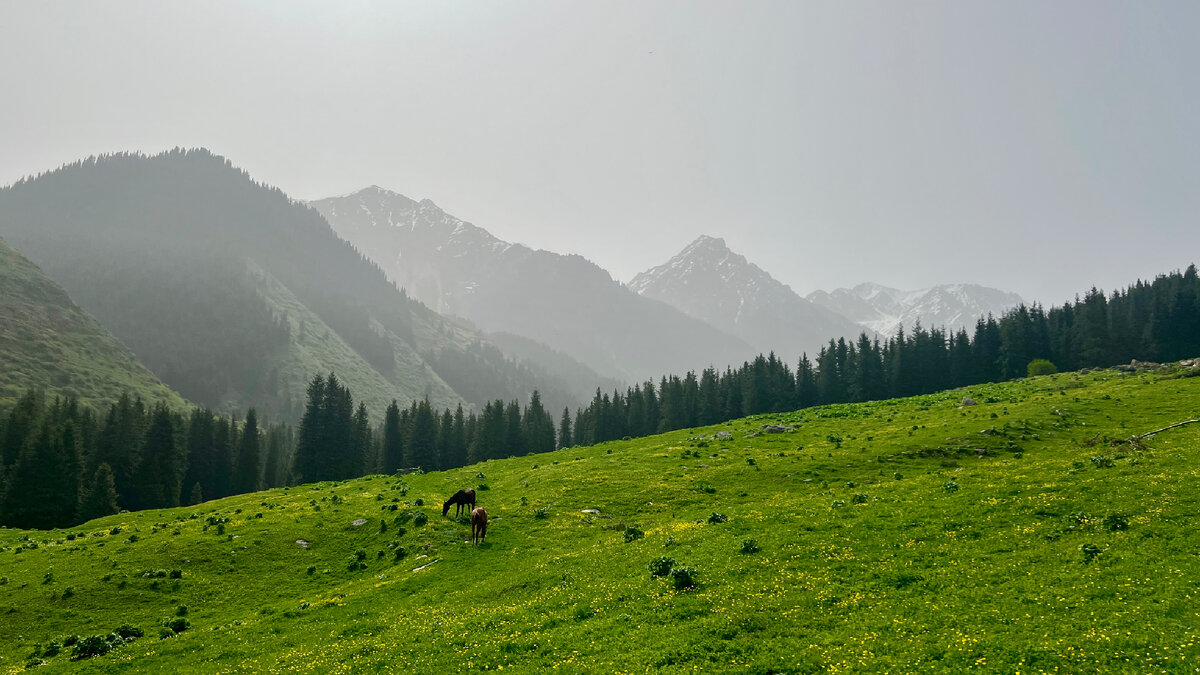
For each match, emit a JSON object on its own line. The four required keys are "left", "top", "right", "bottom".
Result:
{"left": 471, "top": 507, "right": 488, "bottom": 545}
{"left": 442, "top": 488, "right": 476, "bottom": 517}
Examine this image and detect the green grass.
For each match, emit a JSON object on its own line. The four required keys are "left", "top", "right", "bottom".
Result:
{"left": 2, "top": 366, "right": 1199, "bottom": 672}
{"left": 0, "top": 237, "right": 188, "bottom": 411}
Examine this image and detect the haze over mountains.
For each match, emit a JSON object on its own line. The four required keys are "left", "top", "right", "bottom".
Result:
{"left": 629, "top": 235, "right": 866, "bottom": 359}
{"left": 0, "top": 151, "right": 595, "bottom": 420}
{"left": 0, "top": 235, "right": 186, "bottom": 411}
{"left": 309, "top": 187, "right": 755, "bottom": 383}
{"left": 807, "top": 283, "right": 1025, "bottom": 337}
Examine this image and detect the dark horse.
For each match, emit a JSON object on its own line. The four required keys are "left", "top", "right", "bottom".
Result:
{"left": 471, "top": 507, "right": 488, "bottom": 545}
{"left": 442, "top": 488, "right": 476, "bottom": 517}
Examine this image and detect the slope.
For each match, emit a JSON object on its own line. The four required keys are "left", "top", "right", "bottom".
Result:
{"left": 0, "top": 235, "right": 187, "bottom": 411}
{"left": 630, "top": 235, "right": 869, "bottom": 358}
{"left": 309, "top": 187, "right": 754, "bottom": 382}
{"left": 2, "top": 363, "right": 1198, "bottom": 672}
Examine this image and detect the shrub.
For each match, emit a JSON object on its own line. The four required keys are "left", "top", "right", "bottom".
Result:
{"left": 943, "top": 481, "right": 960, "bottom": 493}
{"left": 623, "top": 526, "right": 645, "bottom": 543}
{"left": 414, "top": 498, "right": 424, "bottom": 506}
{"left": 694, "top": 482, "right": 716, "bottom": 494}
{"left": 648, "top": 556, "right": 675, "bottom": 577}
{"left": 306, "top": 565, "right": 316, "bottom": 575}
{"left": 166, "top": 617, "right": 189, "bottom": 634}
{"left": 852, "top": 493, "right": 869, "bottom": 504}
{"left": 1104, "top": 514, "right": 1130, "bottom": 531}
{"left": 169, "top": 569, "right": 182, "bottom": 579}
{"left": 534, "top": 507, "right": 549, "bottom": 519}
{"left": 1027, "top": 359, "right": 1058, "bottom": 377}
{"left": 393, "top": 546, "right": 407, "bottom": 560}
{"left": 413, "top": 512, "right": 428, "bottom": 527}
{"left": 176, "top": 605, "right": 188, "bottom": 616}
{"left": 671, "top": 566, "right": 698, "bottom": 591}
{"left": 741, "top": 539, "right": 760, "bottom": 554}
{"left": 477, "top": 483, "right": 490, "bottom": 491}
{"left": 72, "top": 635, "right": 114, "bottom": 659}
{"left": 746, "top": 457, "right": 756, "bottom": 465}
{"left": 1081, "top": 543, "right": 1102, "bottom": 563}
{"left": 1090, "top": 455, "right": 1115, "bottom": 468}
{"left": 831, "top": 500, "right": 846, "bottom": 508}
{"left": 707, "top": 512, "right": 728, "bottom": 524}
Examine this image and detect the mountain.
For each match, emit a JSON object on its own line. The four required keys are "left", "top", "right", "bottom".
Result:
{"left": 309, "top": 187, "right": 755, "bottom": 382}
{"left": 0, "top": 150, "right": 592, "bottom": 420}
{"left": 0, "top": 236, "right": 188, "bottom": 412}
{"left": 806, "top": 282, "right": 1025, "bottom": 336}
{"left": 628, "top": 235, "right": 868, "bottom": 359}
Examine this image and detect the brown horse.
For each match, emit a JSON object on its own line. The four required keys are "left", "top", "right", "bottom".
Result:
{"left": 471, "top": 507, "right": 488, "bottom": 545}
{"left": 443, "top": 488, "right": 476, "bottom": 517}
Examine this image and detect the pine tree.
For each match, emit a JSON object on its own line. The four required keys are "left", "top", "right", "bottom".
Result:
{"left": 382, "top": 399, "right": 403, "bottom": 474}
{"left": 77, "top": 463, "right": 120, "bottom": 523}
{"left": 408, "top": 399, "right": 437, "bottom": 471}
{"left": 558, "top": 407, "right": 573, "bottom": 449}
{"left": 136, "top": 403, "right": 179, "bottom": 510}
{"left": 234, "top": 408, "right": 262, "bottom": 494}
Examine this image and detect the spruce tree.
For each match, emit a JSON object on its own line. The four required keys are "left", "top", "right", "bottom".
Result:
{"left": 233, "top": 408, "right": 261, "bottom": 495}
{"left": 558, "top": 407, "right": 573, "bottom": 449}
{"left": 382, "top": 399, "right": 403, "bottom": 474}
{"left": 77, "top": 463, "right": 120, "bottom": 523}
{"left": 136, "top": 404, "right": 178, "bottom": 510}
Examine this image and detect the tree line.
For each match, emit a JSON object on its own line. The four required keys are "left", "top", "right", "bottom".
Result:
{"left": 568, "top": 265, "right": 1200, "bottom": 445}
{"left": 2, "top": 265, "right": 1196, "bottom": 529}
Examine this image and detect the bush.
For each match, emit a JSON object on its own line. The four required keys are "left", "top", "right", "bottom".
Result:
{"left": 413, "top": 512, "right": 428, "bottom": 527}
{"left": 1090, "top": 455, "right": 1115, "bottom": 468}
{"left": 648, "top": 556, "right": 675, "bottom": 577}
{"left": 623, "top": 526, "right": 645, "bottom": 543}
{"left": 1027, "top": 359, "right": 1058, "bottom": 377}
{"left": 1104, "top": 513, "right": 1130, "bottom": 531}
{"left": 671, "top": 566, "right": 698, "bottom": 591}
{"left": 1081, "top": 543, "right": 1102, "bottom": 563}
{"left": 72, "top": 635, "right": 113, "bottom": 659}
{"left": 694, "top": 482, "right": 716, "bottom": 494}
{"left": 707, "top": 512, "right": 729, "bottom": 524}
{"left": 477, "top": 483, "right": 490, "bottom": 491}
{"left": 414, "top": 498, "right": 424, "bottom": 506}
{"left": 166, "top": 617, "right": 190, "bottom": 634}
{"left": 534, "top": 507, "right": 549, "bottom": 519}
{"left": 943, "top": 481, "right": 960, "bottom": 493}
{"left": 852, "top": 493, "right": 869, "bottom": 504}
{"left": 741, "top": 539, "right": 760, "bottom": 554}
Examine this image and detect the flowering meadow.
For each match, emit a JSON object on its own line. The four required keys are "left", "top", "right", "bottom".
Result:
{"left": 2, "top": 365, "right": 1198, "bottom": 673}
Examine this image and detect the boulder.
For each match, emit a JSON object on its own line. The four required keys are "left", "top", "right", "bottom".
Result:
{"left": 715, "top": 430, "right": 733, "bottom": 439}
{"left": 960, "top": 397, "right": 977, "bottom": 407}
{"left": 762, "top": 424, "right": 794, "bottom": 434}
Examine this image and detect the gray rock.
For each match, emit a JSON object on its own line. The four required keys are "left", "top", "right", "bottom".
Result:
{"left": 960, "top": 397, "right": 977, "bottom": 407}
{"left": 296, "top": 539, "right": 309, "bottom": 549}
{"left": 715, "top": 430, "right": 733, "bottom": 439}
{"left": 581, "top": 509, "right": 601, "bottom": 515}
{"left": 351, "top": 519, "right": 368, "bottom": 527}
{"left": 762, "top": 424, "right": 794, "bottom": 434}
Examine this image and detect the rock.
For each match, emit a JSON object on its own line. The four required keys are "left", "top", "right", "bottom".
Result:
{"left": 296, "top": 539, "right": 309, "bottom": 549}
{"left": 1180, "top": 357, "right": 1200, "bottom": 368}
{"left": 979, "top": 428, "right": 999, "bottom": 436}
{"left": 351, "top": 519, "right": 368, "bottom": 527}
{"left": 715, "top": 431, "right": 733, "bottom": 439}
{"left": 960, "top": 397, "right": 977, "bottom": 407}
{"left": 580, "top": 509, "right": 601, "bottom": 515}
{"left": 762, "top": 424, "right": 794, "bottom": 434}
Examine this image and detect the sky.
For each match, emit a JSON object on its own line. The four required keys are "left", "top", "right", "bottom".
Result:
{"left": 1, "top": 1, "right": 1198, "bottom": 305}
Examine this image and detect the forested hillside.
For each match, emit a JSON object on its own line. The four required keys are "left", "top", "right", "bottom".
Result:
{"left": 0, "top": 150, "right": 595, "bottom": 420}
{"left": 0, "top": 236, "right": 186, "bottom": 412}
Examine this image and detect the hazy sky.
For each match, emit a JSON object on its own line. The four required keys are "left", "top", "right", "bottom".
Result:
{"left": 2, "top": 1, "right": 1198, "bottom": 304}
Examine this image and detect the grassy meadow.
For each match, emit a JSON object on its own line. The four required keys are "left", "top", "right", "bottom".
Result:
{"left": 2, "top": 366, "right": 1199, "bottom": 673}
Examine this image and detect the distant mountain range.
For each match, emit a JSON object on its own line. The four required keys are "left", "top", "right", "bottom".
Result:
{"left": 806, "top": 283, "right": 1025, "bottom": 337}
{"left": 0, "top": 151, "right": 597, "bottom": 420}
{"left": 628, "top": 236, "right": 866, "bottom": 359}
{"left": 309, "top": 187, "right": 755, "bottom": 383}
{"left": 0, "top": 235, "right": 187, "bottom": 411}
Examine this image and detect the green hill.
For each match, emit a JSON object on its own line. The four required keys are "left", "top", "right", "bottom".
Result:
{"left": 0, "top": 236, "right": 187, "bottom": 412}
{"left": 2, "top": 365, "right": 1198, "bottom": 672}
